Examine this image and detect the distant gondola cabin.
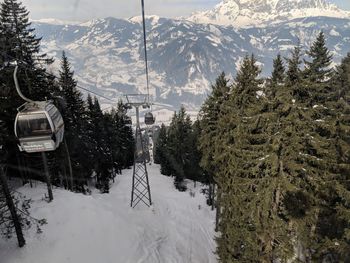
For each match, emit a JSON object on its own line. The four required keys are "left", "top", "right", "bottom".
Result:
{"left": 144, "top": 112, "right": 155, "bottom": 126}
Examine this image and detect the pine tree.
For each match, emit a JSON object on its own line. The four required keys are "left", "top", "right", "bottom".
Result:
{"left": 212, "top": 55, "right": 296, "bottom": 262}
{"left": 154, "top": 124, "right": 172, "bottom": 176}
{"left": 285, "top": 43, "right": 303, "bottom": 95}
{"left": 86, "top": 96, "right": 111, "bottom": 192}
{"left": 115, "top": 102, "right": 134, "bottom": 170}
{"left": 0, "top": 0, "right": 55, "bottom": 100}
{"left": 185, "top": 120, "right": 204, "bottom": 182}
{"left": 304, "top": 32, "right": 333, "bottom": 83}
{"left": 0, "top": 120, "right": 25, "bottom": 247}
{"left": 199, "top": 72, "right": 230, "bottom": 208}
{"left": 265, "top": 54, "right": 286, "bottom": 101}
{"left": 58, "top": 52, "right": 90, "bottom": 190}
{"left": 303, "top": 32, "right": 334, "bottom": 104}
{"left": 271, "top": 53, "right": 285, "bottom": 85}
{"left": 199, "top": 72, "right": 230, "bottom": 181}
{"left": 0, "top": 0, "right": 56, "bottom": 182}
{"left": 166, "top": 107, "right": 193, "bottom": 191}
{"left": 312, "top": 53, "right": 350, "bottom": 260}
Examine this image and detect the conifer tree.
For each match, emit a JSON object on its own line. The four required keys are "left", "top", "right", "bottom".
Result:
{"left": 334, "top": 53, "right": 350, "bottom": 103}
{"left": 267, "top": 53, "right": 286, "bottom": 99}
{"left": 154, "top": 124, "right": 172, "bottom": 176}
{"left": 212, "top": 55, "right": 296, "bottom": 262}
{"left": 211, "top": 47, "right": 350, "bottom": 261}
{"left": 0, "top": 0, "right": 56, "bottom": 181}
{"left": 185, "top": 120, "right": 203, "bottom": 182}
{"left": 286, "top": 43, "right": 302, "bottom": 83}
{"left": 0, "top": 0, "right": 55, "bottom": 100}
{"left": 304, "top": 32, "right": 333, "bottom": 83}
{"left": 304, "top": 32, "right": 333, "bottom": 104}
{"left": 0, "top": 120, "right": 25, "bottom": 247}
{"left": 58, "top": 52, "right": 90, "bottom": 190}
{"left": 199, "top": 72, "right": 230, "bottom": 180}
{"left": 313, "top": 53, "right": 350, "bottom": 260}
{"left": 86, "top": 96, "right": 111, "bottom": 192}
{"left": 271, "top": 53, "right": 285, "bottom": 85}
{"left": 199, "top": 72, "right": 230, "bottom": 208}
{"left": 165, "top": 107, "right": 193, "bottom": 190}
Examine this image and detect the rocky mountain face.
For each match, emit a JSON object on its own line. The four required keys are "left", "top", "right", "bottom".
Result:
{"left": 33, "top": 0, "right": 350, "bottom": 112}
{"left": 188, "top": 0, "right": 350, "bottom": 27}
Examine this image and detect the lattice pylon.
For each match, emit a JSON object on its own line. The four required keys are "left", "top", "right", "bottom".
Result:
{"left": 130, "top": 108, "right": 152, "bottom": 208}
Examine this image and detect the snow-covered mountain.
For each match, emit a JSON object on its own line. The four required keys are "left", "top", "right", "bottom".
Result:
{"left": 32, "top": 0, "right": 350, "bottom": 112}
{"left": 188, "top": 0, "right": 350, "bottom": 27}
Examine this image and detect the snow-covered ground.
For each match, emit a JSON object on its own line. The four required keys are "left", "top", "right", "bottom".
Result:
{"left": 0, "top": 165, "right": 217, "bottom": 263}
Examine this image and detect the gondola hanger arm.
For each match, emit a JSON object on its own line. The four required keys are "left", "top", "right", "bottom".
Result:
{"left": 13, "top": 62, "right": 35, "bottom": 104}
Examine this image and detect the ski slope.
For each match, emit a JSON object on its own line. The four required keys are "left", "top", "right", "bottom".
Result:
{"left": 0, "top": 165, "right": 217, "bottom": 263}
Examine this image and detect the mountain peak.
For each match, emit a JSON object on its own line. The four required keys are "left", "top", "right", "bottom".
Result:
{"left": 188, "top": 0, "right": 349, "bottom": 27}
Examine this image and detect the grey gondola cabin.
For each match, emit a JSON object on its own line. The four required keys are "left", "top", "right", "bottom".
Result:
{"left": 15, "top": 102, "right": 64, "bottom": 153}
{"left": 144, "top": 112, "right": 155, "bottom": 125}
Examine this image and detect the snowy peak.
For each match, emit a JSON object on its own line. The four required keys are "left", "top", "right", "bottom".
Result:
{"left": 188, "top": 0, "right": 350, "bottom": 27}
{"left": 229, "top": 0, "right": 336, "bottom": 12}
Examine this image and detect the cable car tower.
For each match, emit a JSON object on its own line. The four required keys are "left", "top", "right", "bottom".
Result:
{"left": 125, "top": 95, "right": 153, "bottom": 208}
{"left": 126, "top": 0, "right": 155, "bottom": 208}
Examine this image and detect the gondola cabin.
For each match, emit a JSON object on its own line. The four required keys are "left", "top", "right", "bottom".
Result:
{"left": 125, "top": 116, "right": 132, "bottom": 127}
{"left": 144, "top": 112, "right": 155, "bottom": 126}
{"left": 14, "top": 102, "right": 64, "bottom": 153}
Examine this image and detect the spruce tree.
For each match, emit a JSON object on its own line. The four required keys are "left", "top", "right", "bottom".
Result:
{"left": 86, "top": 96, "right": 111, "bottom": 192}
{"left": 58, "top": 52, "right": 90, "bottom": 190}
{"left": 313, "top": 53, "right": 350, "bottom": 260}
{"left": 286, "top": 44, "right": 302, "bottom": 86}
{"left": 0, "top": 0, "right": 56, "bottom": 181}
{"left": 155, "top": 124, "right": 172, "bottom": 176}
{"left": 267, "top": 54, "right": 286, "bottom": 99}
{"left": 271, "top": 53, "right": 285, "bottom": 85}
{"left": 0, "top": 120, "right": 25, "bottom": 247}
{"left": 115, "top": 102, "right": 134, "bottom": 169}
{"left": 0, "top": 0, "right": 55, "bottom": 100}
{"left": 166, "top": 107, "right": 193, "bottom": 190}
{"left": 304, "top": 32, "right": 333, "bottom": 83}
{"left": 185, "top": 120, "right": 203, "bottom": 182}
{"left": 212, "top": 55, "right": 297, "bottom": 262}
{"left": 199, "top": 72, "right": 230, "bottom": 208}
{"left": 304, "top": 32, "right": 333, "bottom": 104}
{"left": 199, "top": 72, "right": 230, "bottom": 181}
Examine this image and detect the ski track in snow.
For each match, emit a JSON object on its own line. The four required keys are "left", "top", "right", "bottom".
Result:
{"left": 0, "top": 164, "right": 217, "bottom": 263}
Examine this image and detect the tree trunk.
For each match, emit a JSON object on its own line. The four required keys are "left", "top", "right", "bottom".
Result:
{"left": 41, "top": 152, "right": 53, "bottom": 202}
{"left": 0, "top": 165, "right": 26, "bottom": 247}
{"left": 61, "top": 160, "right": 68, "bottom": 190}
{"left": 63, "top": 139, "right": 74, "bottom": 191}
{"left": 211, "top": 183, "right": 215, "bottom": 211}
{"left": 215, "top": 187, "right": 221, "bottom": 232}
{"left": 16, "top": 153, "right": 26, "bottom": 185}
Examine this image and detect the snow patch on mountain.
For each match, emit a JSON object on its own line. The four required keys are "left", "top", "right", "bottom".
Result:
{"left": 188, "top": 0, "right": 350, "bottom": 27}
{"left": 32, "top": 15, "right": 350, "bottom": 111}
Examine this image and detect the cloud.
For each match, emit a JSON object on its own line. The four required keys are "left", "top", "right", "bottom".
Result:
{"left": 22, "top": 0, "right": 219, "bottom": 21}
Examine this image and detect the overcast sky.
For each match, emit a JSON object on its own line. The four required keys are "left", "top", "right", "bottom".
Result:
{"left": 21, "top": 0, "right": 350, "bottom": 22}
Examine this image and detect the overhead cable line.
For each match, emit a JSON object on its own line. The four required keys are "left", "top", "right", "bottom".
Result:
{"left": 141, "top": 0, "right": 150, "bottom": 104}
{"left": 3, "top": 56, "right": 121, "bottom": 104}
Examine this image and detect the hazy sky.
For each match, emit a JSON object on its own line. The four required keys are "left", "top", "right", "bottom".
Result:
{"left": 21, "top": 0, "right": 350, "bottom": 22}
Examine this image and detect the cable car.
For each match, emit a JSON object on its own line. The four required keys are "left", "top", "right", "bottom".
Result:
{"left": 125, "top": 116, "right": 132, "bottom": 126}
{"left": 144, "top": 112, "right": 155, "bottom": 126}
{"left": 14, "top": 101, "right": 64, "bottom": 153}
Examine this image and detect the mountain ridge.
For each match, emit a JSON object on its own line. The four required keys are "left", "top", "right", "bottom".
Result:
{"left": 33, "top": 15, "right": 350, "bottom": 113}
{"left": 188, "top": 0, "right": 350, "bottom": 27}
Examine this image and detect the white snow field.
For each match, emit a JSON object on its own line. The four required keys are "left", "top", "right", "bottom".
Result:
{"left": 0, "top": 164, "right": 217, "bottom": 263}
